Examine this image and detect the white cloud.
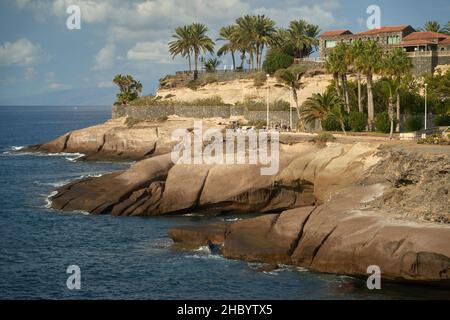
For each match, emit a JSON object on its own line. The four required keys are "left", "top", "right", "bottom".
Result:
{"left": 93, "top": 42, "right": 116, "bottom": 70}
{"left": 97, "top": 81, "right": 114, "bottom": 88}
{"left": 127, "top": 41, "right": 171, "bottom": 64}
{"left": 48, "top": 82, "right": 70, "bottom": 90}
{"left": 0, "top": 38, "right": 48, "bottom": 67}
{"left": 24, "top": 67, "right": 37, "bottom": 80}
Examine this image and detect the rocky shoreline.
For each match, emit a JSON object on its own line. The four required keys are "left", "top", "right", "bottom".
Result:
{"left": 25, "top": 117, "right": 450, "bottom": 287}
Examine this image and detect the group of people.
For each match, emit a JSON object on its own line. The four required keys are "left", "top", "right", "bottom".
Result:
{"left": 228, "top": 121, "right": 292, "bottom": 133}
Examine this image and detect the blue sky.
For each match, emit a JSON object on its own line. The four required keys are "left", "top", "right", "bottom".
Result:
{"left": 0, "top": 0, "right": 449, "bottom": 106}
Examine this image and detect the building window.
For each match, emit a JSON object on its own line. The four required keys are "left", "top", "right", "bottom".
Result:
{"left": 325, "top": 40, "right": 336, "bottom": 48}
{"left": 387, "top": 36, "right": 399, "bottom": 45}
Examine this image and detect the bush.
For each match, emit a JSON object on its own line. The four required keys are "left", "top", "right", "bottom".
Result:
{"left": 263, "top": 51, "right": 294, "bottom": 75}
{"left": 240, "top": 99, "right": 290, "bottom": 111}
{"left": 287, "top": 64, "right": 307, "bottom": 77}
{"left": 125, "top": 117, "right": 143, "bottom": 127}
{"left": 186, "top": 80, "right": 199, "bottom": 91}
{"left": 435, "top": 114, "right": 450, "bottom": 126}
{"left": 405, "top": 116, "right": 423, "bottom": 132}
{"left": 253, "top": 71, "right": 267, "bottom": 87}
{"left": 417, "top": 134, "right": 450, "bottom": 145}
{"left": 273, "top": 68, "right": 289, "bottom": 82}
{"left": 375, "top": 112, "right": 391, "bottom": 133}
{"left": 130, "top": 95, "right": 230, "bottom": 107}
{"left": 322, "top": 116, "right": 341, "bottom": 131}
{"left": 313, "top": 132, "right": 336, "bottom": 143}
{"left": 348, "top": 112, "right": 367, "bottom": 132}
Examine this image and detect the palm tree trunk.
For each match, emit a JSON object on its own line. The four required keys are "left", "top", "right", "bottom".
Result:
{"left": 255, "top": 44, "right": 260, "bottom": 70}
{"left": 367, "top": 73, "right": 374, "bottom": 131}
{"left": 340, "top": 120, "right": 347, "bottom": 135}
{"left": 396, "top": 91, "right": 401, "bottom": 132}
{"left": 188, "top": 53, "right": 192, "bottom": 72}
{"left": 194, "top": 50, "right": 199, "bottom": 80}
{"left": 231, "top": 51, "right": 236, "bottom": 70}
{"left": 388, "top": 98, "right": 395, "bottom": 139}
{"left": 334, "top": 73, "right": 340, "bottom": 97}
{"left": 342, "top": 74, "right": 350, "bottom": 113}
{"left": 357, "top": 73, "right": 362, "bottom": 113}
{"left": 292, "top": 89, "right": 305, "bottom": 131}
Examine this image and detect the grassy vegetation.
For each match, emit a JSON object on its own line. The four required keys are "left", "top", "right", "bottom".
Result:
{"left": 236, "top": 99, "right": 291, "bottom": 111}
{"left": 130, "top": 95, "right": 231, "bottom": 107}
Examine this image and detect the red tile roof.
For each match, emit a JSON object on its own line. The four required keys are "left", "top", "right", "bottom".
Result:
{"left": 403, "top": 31, "right": 450, "bottom": 41}
{"left": 320, "top": 30, "right": 352, "bottom": 37}
{"left": 439, "top": 38, "right": 450, "bottom": 45}
{"left": 355, "top": 25, "right": 411, "bottom": 36}
{"left": 401, "top": 40, "right": 437, "bottom": 46}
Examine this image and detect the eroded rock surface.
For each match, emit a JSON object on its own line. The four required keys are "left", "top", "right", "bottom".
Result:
{"left": 49, "top": 142, "right": 381, "bottom": 217}
{"left": 170, "top": 185, "right": 450, "bottom": 286}
{"left": 25, "top": 117, "right": 227, "bottom": 161}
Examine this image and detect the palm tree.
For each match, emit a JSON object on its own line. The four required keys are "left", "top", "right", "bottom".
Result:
{"left": 380, "top": 79, "right": 400, "bottom": 139}
{"left": 325, "top": 50, "right": 341, "bottom": 98}
{"left": 444, "top": 21, "right": 450, "bottom": 35}
{"left": 354, "top": 40, "right": 383, "bottom": 131}
{"left": 420, "top": 21, "right": 445, "bottom": 33}
{"left": 235, "top": 15, "right": 256, "bottom": 69}
{"left": 276, "top": 68, "right": 307, "bottom": 130}
{"left": 302, "top": 92, "right": 347, "bottom": 134}
{"left": 217, "top": 25, "right": 238, "bottom": 70}
{"left": 350, "top": 39, "right": 365, "bottom": 113}
{"left": 169, "top": 25, "right": 193, "bottom": 71}
{"left": 204, "top": 57, "right": 221, "bottom": 72}
{"left": 334, "top": 43, "right": 352, "bottom": 113}
{"left": 286, "top": 20, "right": 320, "bottom": 58}
{"left": 189, "top": 23, "right": 215, "bottom": 80}
{"left": 253, "top": 15, "right": 276, "bottom": 69}
{"left": 383, "top": 48, "right": 412, "bottom": 132}
{"left": 235, "top": 15, "right": 276, "bottom": 69}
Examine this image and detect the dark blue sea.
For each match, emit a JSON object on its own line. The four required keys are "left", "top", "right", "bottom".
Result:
{"left": 0, "top": 105, "right": 448, "bottom": 300}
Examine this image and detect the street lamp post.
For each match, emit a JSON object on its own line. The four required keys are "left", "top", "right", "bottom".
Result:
{"left": 424, "top": 83, "right": 428, "bottom": 130}
{"left": 266, "top": 74, "right": 270, "bottom": 129}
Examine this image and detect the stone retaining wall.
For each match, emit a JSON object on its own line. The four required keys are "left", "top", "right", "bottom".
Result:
{"left": 113, "top": 104, "right": 303, "bottom": 128}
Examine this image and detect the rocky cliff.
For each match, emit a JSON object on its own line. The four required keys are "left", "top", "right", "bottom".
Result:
{"left": 25, "top": 118, "right": 450, "bottom": 287}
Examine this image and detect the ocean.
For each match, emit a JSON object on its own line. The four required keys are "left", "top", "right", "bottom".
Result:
{"left": 0, "top": 105, "right": 448, "bottom": 300}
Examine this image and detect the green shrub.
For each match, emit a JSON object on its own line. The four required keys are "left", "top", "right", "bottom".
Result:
{"left": 273, "top": 68, "right": 289, "bottom": 82}
{"left": 417, "top": 134, "right": 450, "bottom": 145}
{"left": 375, "top": 112, "right": 391, "bottom": 133}
{"left": 270, "top": 99, "right": 290, "bottom": 111}
{"left": 253, "top": 71, "right": 267, "bottom": 87}
{"left": 263, "top": 52, "right": 294, "bottom": 75}
{"left": 435, "top": 114, "right": 450, "bottom": 126}
{"left": 348, "top": 112, "right": 367, "bottom": 132}
{"left": 129, "top": 95, "right": 229, "bottom": 107}
{"left": 322, "top": 116, "right": 341, "bottom": 131}
{"left": 239, "top": 99, "right": 290, "bottom": 111}
{"left": 124, "top": 117, "right": 143, "bottom": 127}
{"left": 287, "top": 64, "right": 307, "bottom": 76}
{"left": 313, "top": 132, "right": 336, "bottom": 143}
{"left": 405, "top": 116, "right": 423, "bottom": 132}
{"left": 186, "top": 80, "right": 199, "bottom": 91}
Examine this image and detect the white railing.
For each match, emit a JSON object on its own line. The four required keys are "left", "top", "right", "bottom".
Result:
{"left": 406, "top": 51, "right": 433, "bottom": 57}
{"left": 296, "top": 57, "right": 325, "bottom": 63}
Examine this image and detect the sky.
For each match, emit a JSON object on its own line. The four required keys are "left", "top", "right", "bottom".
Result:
{"left": 0, "top": 0, "right": 449, "bottom": 106}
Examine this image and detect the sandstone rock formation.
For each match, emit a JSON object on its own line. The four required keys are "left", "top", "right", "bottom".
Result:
{"left": 170, "top": 184, "right": 450, "bottom": 286}
{"left": 29, "top": 119, "right": 450, "bottom": 287}
{"left": 48, "top": 142, "right": 382, "bottom": 217}
{"left": 24, "top": 117, "right": 227, "bottom": 161}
